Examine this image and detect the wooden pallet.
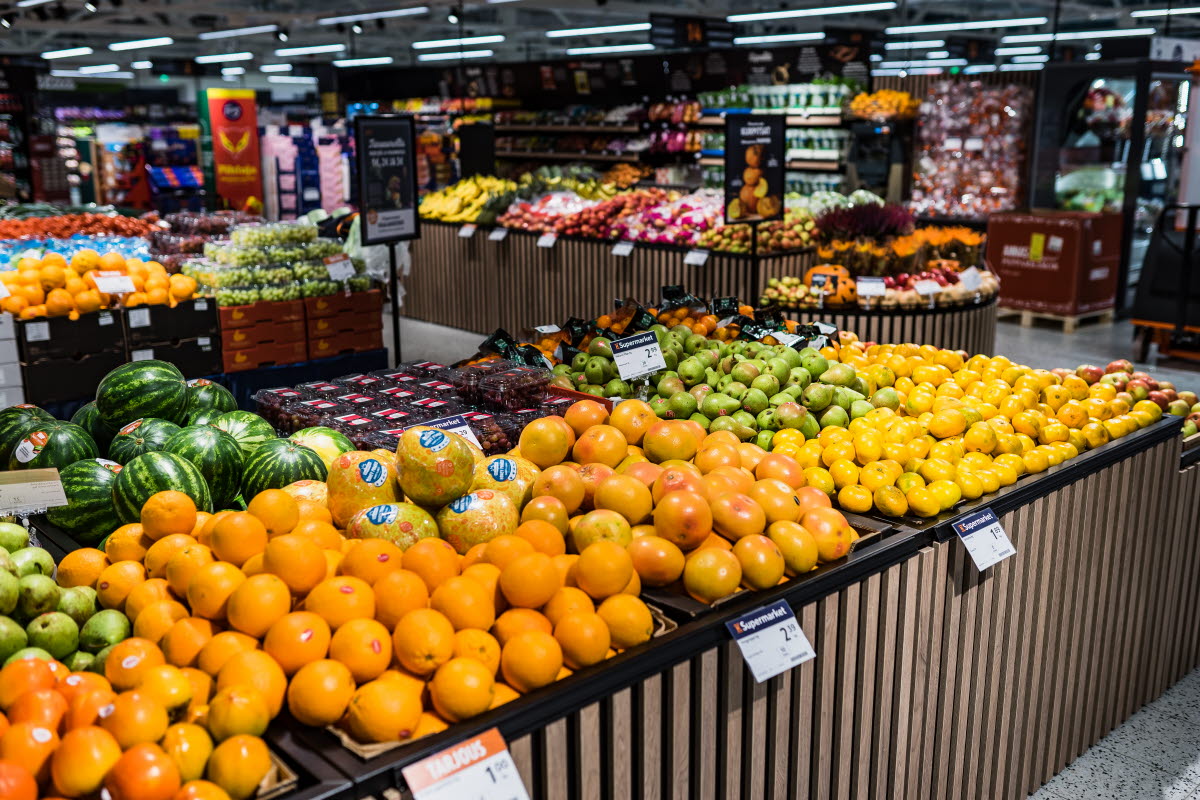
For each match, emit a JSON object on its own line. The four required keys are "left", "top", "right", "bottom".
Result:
{"left": 997, "top": 306, "right": 1115, "bottom": 334}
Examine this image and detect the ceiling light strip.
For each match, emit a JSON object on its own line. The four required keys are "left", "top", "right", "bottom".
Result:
{"left": 197, "top": 24, "right": 277, "bottom": 40}
{"left": 319, "top": 7, "right": 428, "bottom": 24}
{"left": 545, "top": 22, "right": 650, "bottom": 37}
{"left": 729, "top": 2, "right": 895, "bottom": 23}
{"left": 885, "top": 16, "right": 1047, "bottom": 34}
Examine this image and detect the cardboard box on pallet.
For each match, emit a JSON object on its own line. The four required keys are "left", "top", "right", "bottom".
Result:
{"left": 22, "top": 348, "right": 127, "bottom": 405}
{"left": 307, "top": 329, "right": 384, "bottom": 361}
{"left": 125, "top": 298, "right": 219, "bottom": 347}
{"left": 222, "top": 319, "right": 307, "bottom": 351}
{"left": 223, "top": 340, "right": 308, "bottom": 373}
{"left": 986, "top": 210, "right": 1122, "bottom": 316}
{"left": 217, "top": 299, "right": 305, "bottom": 330}
{"left": 17, "top": 310, "right": 124, "bottom": 362}
{"left": 129, "top": 338, "right": 222, "bottom": 379}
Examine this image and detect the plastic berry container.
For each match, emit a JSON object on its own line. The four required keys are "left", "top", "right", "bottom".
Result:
{"left": 332, "top": 373, "right": 386, "bottom": 391}
{"left": 444, "top": 360, "right": 519, "bottom": 405}
{"left": 404, "top": 396, "right": 469, "bottom": 416}
{"left": 368, "top": 368, "right": 423, "bottom": 387}
{"left": 461, "top": 411, "right": 514, "bottom": 455}
{"left": 321, "top": 412, "right": 384, "bottom": 449}
{"left": 479, "top": 366, "right": 551, "bottom": 412}
{"left": 365, "top": 403, "right": 430, "bottom": 428}
{"left": 396, "top": 360, "right": 450, "bottom": 379}
{"left": 296, "top": 380, "right": 343, "bottom": 396}
{"left": 280, "top": 398, "right": 355, "bottom": 432}
{"left": 412, "top": 378, "right": 459, "bottom": 398}
{"left": 540, "top": 394, "right": 577, "bottom": 416}
{"left": 361, "top": 427, "right": 410, "bottom": 453}
{"left": 252, "top": 387, "right": 306, "bottom": 429}
{"left": 331, "top": 391, "right": 378, "bottom": 408}
{"left": 371, "top": 385, "right": 424, "bottom": 405}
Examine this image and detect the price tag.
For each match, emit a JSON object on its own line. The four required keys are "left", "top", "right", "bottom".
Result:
{"left": 726, "top": 599, "right": 815, "bottom": 683}
{"left": 610, "top": 331, "right": 667, "bottom": 381}
{"left": 194, "top": 298, "right": 208, "bottom": 311}
{"left": 716, "top": 316, "right": 736, "bottom": 328}
{"left": 97, "top": 312, "right": 114, "bottom": 326}
{"left": 771, "top": 331, "right": 802, "bottom": 347}
{"left": 93, "top": 271, "right": 136, "bottom": 294}
{"left": 410, "top": 414, "right": 483, "bottom": 449}
{"left": 856, "top": 277, "right": 886, "bottom": 297}
{"left": 24, "top": 321, "right": 50, "bottom": 342}
{"left": 0, "top": 282, "right": 10, "bottom": 300}
{"left": 534, "top": 325, "right": 561, "bottom": 335}
{"left": 489, "top": 227, "right": 509, "bottom": 242}
{"left": 964, "top": 137, "right": 984, "bottom": 151}
{"left": 944, "top": 137, "right": 963, "bottom": 150}
{"left": 537, "top": 233, "right": 557, "bottom": 248}
{"left": 459, "top": 224, "right": 477, "bottom": 238}
{"left": 131, "top": 348, "right": 154, "bottom": 361}
{"left": 684, "top": 249, "right": 709, "bottom": 266}
{"left": 323, "top": 254, "right": 355, "bottom": 281}
{"left": 914, "top": 280, "right": 942, "bottom": 296}
{"left": 197, "top": 336, "right": 212, "bottom": 348}
{"left": 0, "top": 468, "right": 69, "bottom": 516}
{"left": 952, "top": 508, "right": 1016, "bottom": 571}
{"left": 959, "top": 266, "right": 982, "bottom": 291}
{"left": 612, "top": 241, "right": 634, "bottom": 257}
{"left": 402, "top": 728, "right": 530, "bottom": 800}
{"left": 127, "top": 308, "right": 151, "bottom": 328}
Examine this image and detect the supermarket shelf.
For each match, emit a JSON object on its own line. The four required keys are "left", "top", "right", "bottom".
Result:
{"left": 696, "top": 155, "right": 843, "bottom": 172}
{"left": 495, "top": 150, "right": 636, "bottom": 162}
{"left": 695, "top": 113, "right": 844, "bottom": 127}
{"left": 495, "top": 123, "right": 641, "bottom": 133}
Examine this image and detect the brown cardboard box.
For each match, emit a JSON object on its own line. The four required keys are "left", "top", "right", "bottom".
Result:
{"left": 222, "top": 340, "right": 308, "bottom": 373}
{"left": 221, "top": 319, "right": 307, "bottom": 351}
{"left": 217, "top": 299, "right": 305, "bottom": 330}
{"left": 307, "top": 329, "right": 384, "bottom": 361}
{"left": 303, "top": 289, "right": 382, "bottom": 320}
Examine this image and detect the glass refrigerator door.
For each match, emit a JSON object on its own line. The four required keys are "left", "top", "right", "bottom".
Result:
{"left": 1129, "top": 76, "right": 1187, "bottom": 286}
{"left": 1054, "top": 77, "right": 1136, "bottom": 215}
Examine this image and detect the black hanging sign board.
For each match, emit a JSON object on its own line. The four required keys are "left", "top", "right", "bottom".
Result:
{"left": 458, "top": 123, "right": 496, "bottom": 178}
{"left": 355, "top": 115, "right": 420, "bottom": 245}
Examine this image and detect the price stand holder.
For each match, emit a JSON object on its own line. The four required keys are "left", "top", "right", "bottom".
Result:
{"left": 959, "top": 266, "right": 983, "bottom": 291}
{"left": 612, "top": 241, "right": 634, "bottom": 257}
{"left": 952, "top": 508, "right": 1016, "bottom": 571}
{"left": 402, "top": 728, "right": 531, "bottom": 800}
{"left": 537, "top": 233, "right": 557, "bottom": 249}
{"left": 0, "top": 468, "right": 68, "bottom": 518}
{"left": 726, "top": 599, "right": 815, "bottom": 683}
{"left": 93, "top": 271, "right": 136, "bottom": 294}
{"left": 323, "top": 254, "right": 356, "bottom": 281}
{"left": 489, "top": 228, "right": 509, "bottom": 242}
{"left": 684, "top": 249, "right": 709, "bottom": 266}
{"left": 611, "top": 331, "right": 667, "bottom": 381}
{"left": 459, "top": 224, "right": 477, "bottom": 238}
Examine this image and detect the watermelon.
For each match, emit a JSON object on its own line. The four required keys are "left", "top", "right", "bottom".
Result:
{"left": 95, "top": 360, "right": 188, "bottom": 429}
{"left": 0, "top": 405, "right": 55, "bottom": 465}
{"left": 107, "top": 418, "right": 182, "bottom": 464}
{"left": 112, "top": 451, "right": 213, "bottom": 523}
{"left": 241, "top": 439, "right": 327, "bottom": 501}
{"left": 289, "top": 427, "right": 355, "bottom": 470}
{"left": 185, "top": 407, "right": 225, "bottom": 427}
{"left": 69, "top": 402, "right": 117, "bottom": 458}
{"left": 163, "top": 426, "right": 244, "bottom": 510}
{"left": 212, "top": 411, "right": 276, "bottom": 457}
{"left": 184, "top": 378, "right": 238, "bottom": 418}
{"left": 46, "top": 459, "right": 123, "bottom": 544}
{"left": 8, "top": 421, "right": 98, "bottom": 471}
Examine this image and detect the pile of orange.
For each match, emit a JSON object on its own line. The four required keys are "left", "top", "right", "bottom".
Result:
{"left": 0, "top": 250, "right": 197, "bottom": 320}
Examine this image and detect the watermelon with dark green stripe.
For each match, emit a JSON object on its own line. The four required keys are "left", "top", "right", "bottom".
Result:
{"left": 184, "top": 378, "right": 238, "bottom": 420}
{"left": 163, "top": 426, "right": 244, "bottom": 510}
{"left": 8, "top": 421, "right": 98, "bottom": 471}
{"left": 107, "top": 418, "right": 181, "bottom": 464}
{"left": 212, "top": 411, "right": 276, "bottom": 458}
{"left": 46, "top": 458, "right": 123, "bottom": 544}
{"left": 95, "top": 360, "right": 188, "bottom": 429}
{"left": 69, "top": 402, "right": 117, "bottom": 458}
{"left": 185, "top": 407, "right": 225, "bottom": 427}
{"left": 0, "top": 405, "right": 55, "bottom": 465}
{"left": 113, "top": 451, "right": 213, "bottom": 523}
{"left": 241, "top": 439, "right": 327, "bottom": 501}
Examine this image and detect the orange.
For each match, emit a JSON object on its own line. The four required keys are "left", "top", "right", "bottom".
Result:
{"left": 100, "top": 690, "right": 169, "bottom": 749}
{"left": 597, "top": 595, "right": 654, "bottom": 649}
{"left": 205, "top": 735, "right": 271, "bottom": 800}
{"left": 372, "top": 569, "right": 430, "bottom": 630}
{"left": 498, "top": 552, "right": 561, "bottom": 609}
{"left": 138, "top": 665, "right": 193, "bottom": 712}
{"left": 206, "top": 686, "right": 270, "bottom": 741}
{"left": 0, "top": 722, "right": 58, "bottom": 782}
{"left": 290, "top": 519, "right": 341, "bottom": 550}
{"left": 161, "top": 618, "right": 215, "bottom": 669}
{"left": 263, "top": 612, "right": 330, "bottom": 676}
{"left": 517, "top": 418, "right": 572, "bottom": 469}
{"left": 104, "top": 742, "right": 182, "bottom": 800}
{"left": 514, "top": 520, "right": 566, "bottom": 556}
{"left": 482, "top": 534, "right": 535, "bottom": 571}
{"left": 543, "top": 587, "right": 594, "bottom": 627}
{"left": 577, "top": 463, "right": 615, "bottom": 509}
{"left": 345, "top": 679, "right": 423, "bottom": 743}
{"left": 304, "top": 576, "right": 374, "bottom": 630}
{"left": 430, "top": 575, "right": 496, "bottom": 630}
{"left": 134, "top": 600, "right": 190, "bottom": 644}
{"left": 55, "top": 671, "right": 110, "bottom": 705}
{"left": 593, "top": 474, "right": 653, "bottom": 525}
{"left": 329, "top": 618, "right": 392, "bottom": 683}
{"left": 460, "top": 562, "right": 506, "bottom": 613}
{"left": 683, "top": 548, "right": 742, "bottom": 604}
{"left": 552, "top": 554, "right": 579, "bottom": 587}
{"left": 141, "top": 491, "right": 198, "bottom": 542}
{"left": 627, "top": 536, "right": 685, "bottom": 586}
{"left": 574, "top": 541, "right": 634, "bottom": 600}
{"left": 553, "top": 612, "right": 610, "bottom": 669}
{"left": 262, "top": 534, "right": 326, "bottom": 596}
{"left": 196, "top": 632, "right": 259, "bottom": 678}
{"left": 295, "top": 499, "right": 333, "bottom": 525}
{"left": 51, "top": 726, "right": 121, "bottom": 797}
{"left": 563, "top": 399, "right": 609, "bottom": 436}
{"left": 0, "top": 760, "right": 36, "bottom": 800}
{"left": 802, "top": 508, "right": 855, "bottom": 563}
{"left": 196, "top": 511, "right": 233, "bottom": 547}
{"left": 105, "top": 638, "right": 165, "bottom": 691}
{"left": 225, "top": 574, "right": 291, "bottom": 638}
{"left": 491, "top": 608, "right": 552, "bottom": 646}
{"left": 491, "top": 682, "right": 520, "bottom": 709}
{"left": 338, "top": 538, "right": 404, "bottom": 585}
{"left": 652, "top": 490, "right": 713, "bottom": 551}
{"left": 500, "top": 631, "right": 563, "bottom": 693}
{"left": 452, "top": 629, "right": 502, "bottom": 676}
{"left": 215, "top": 650, "right": 287, "bottom": 717}
{"left": 571, "top": 425, "right": 628, "bottom": 468}
{"left": 520, "top": 496, "right": 570, "bottom": 535}
{"left": 246, "top": 489, "right": 299, "bottom": 537}
{"left": 56, "top": 548, "right": 110, "bottom": 588}
{"left": 392, "top": 608, "right": 455, "bottom": 676}
{"left": 6, "top": 688, "right": 67, "bottom": 729}
{"left": 531, "top": 465, "right": 586, "bottom": 513}
{"left": 165, "top": 545, "right": 215, "bottom": 598}
{"left": 96, "top": 560, "right": 147, "bottom": 610}
{"left": 710, "top": 492, "right": 767, "bottom": 540}
{"left": 210, "top": 513, "right": 268, "bottom": 568}
{"left": 125, "top": 578, "right": 175, "bottom": 623}
{"left": 732, "top": 534, "right": 786, "bottom": 590}
{"left": 174, "top": 779, "right": 234, "bottom": 800}
{"left": 144, "top": 534, "right": 198, "bottom": 580}
{"left": 64, "top": 687, "right": 117, "bottom": 730}
{"left": 608, "top": 399, "right": 656, "bottom": 446}
{"left": 401, "top": 538, "right": 460, "bottom": 593}
{"left": 430, "top": 658, "right": 495, "bottom": 722}
{"left": 181, "top": 667, "right": 213, "bottom": 710}
{"left": 287, "top": 660, "right": 355, "bottom": 727}
{"left": 695, "top": 444, "right": 742, "bottom": 475}
{"left": 187, "top": 562, "right": 246, "bottom": 621}
{"left": 161, "top": 724, "right": 213, "bottom": 784}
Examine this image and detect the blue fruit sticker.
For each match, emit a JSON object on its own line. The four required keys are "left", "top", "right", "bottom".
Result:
{"left": 487, "top": 458, "right": 517, "bottom": 483}
{"left": 418, "top": 430, "right": 448, "bottom": 452}
{"left": 447, "top": 494, "right": 478, "bottom": 514}
{"left": 358, "top": 458, "right": 386, "bottom": 487}
{"left": 365, "top": 504, "right": 398, "bottom": 525}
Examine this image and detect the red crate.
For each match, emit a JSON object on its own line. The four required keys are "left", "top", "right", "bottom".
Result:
{"left": 307, "top": 329, "right": 384, "bottom": 361}
{"left": 222, "top": 340, "right": 308, "bottom": 373}
{"left": 303, "top": 289, "right": 382, "bottom": 320}
{"left": 221, "top": 319, "right": 306, "bottom": 351}
{"left": 218, "top": 299, "right": 305, "bottom": 330}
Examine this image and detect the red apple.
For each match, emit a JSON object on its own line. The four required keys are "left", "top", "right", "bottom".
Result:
{"left": 1076, "top": 364, "right": 1104, "bottom": 384}
{"left": 1126, "top": 379, "right": 1150, "bottom": 401}
{"left": 1148, "top": 390, "right": 1171, "bottom": 410}
{"left": 1105, "top": 359, "right": 1134, "bottom": 374}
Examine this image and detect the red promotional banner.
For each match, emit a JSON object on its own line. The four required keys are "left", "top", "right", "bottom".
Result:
{"left": 200, "top": 88, "right": 263, "bottom": 212}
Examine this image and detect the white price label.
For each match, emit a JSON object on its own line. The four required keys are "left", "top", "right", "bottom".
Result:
{"left": 127, "top": 308, "right": 151, "bottom": 328}
{"left": 323, "top": 254, "right": 355, "bottom": 281}
{"left": 964, "top": 137, "right": 984, "bottom": 151}
{"left": 684, "top": 249, "right": 709, "bottom": 266}
{"left": 952, "top": 508, "right": 1016, "bottom": 571}
{"left": 97, "top": 312, "right": 114, "bottom": 326}
{"left": 537, "top": 233, "right": 557, "bottom": 248}
{"left": 944, "top": 137, "right": 963, "bottom": 150}
{"left": 410, "top": 415, "right": 483, "bottom": 449}
{"left": 402, "top": 728, "right": 531, "bottom": 800}
{"left": 197, "top": 336, "right": 212, "bottom": 348}
{"left": 610, "top": 331, "right": 667, "bottom": 381}
{"left": 612, "top": 241, "right": 634, "bottom": 257}
{"left": 93, "top": 271, "right": 136, "bottom": 294}
{"left": 534, "top": 325, "right": 561, "bottom": 334}
{"left": 131, "top": 348, "right": 154, "bottom": 361}
{"left": 194, "top": 298, "right": 209, "bottom": 311}
{"left": 726, "top": 600, "right": 815, "bottom": 683}
{"left": 771, "top": 331, "right": 802, "bottom": 347}
{"left": 914, "top": 280, "right": 942, "bottom": 296}
{"left": 958, "top": 266, "right": 982, "bottom": 291}
{"left": 716, "top": 316, "right": 736, "bottom": 327}
{"left": 856, "top": 277, "right": 886, "bottom": 297}
{"left": 489, "top": 227, "right": 509, "bottom": 242}
{"left": 24, "top": 321, "right": 50, "bottom": 342}
{"left": 0, "top": 467, "right": 68, "bottom": 516}
{"left": 459, "top": 224, "right": 477, "bottom": 238}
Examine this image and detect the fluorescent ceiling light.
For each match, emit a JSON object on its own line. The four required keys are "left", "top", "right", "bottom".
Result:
{"left": 564, "top": 43, "right": 655, "bottom": 55}
{"left": 260, "top": 63, "right": 292, "bottom": 72}
{"left": 42, "top": 47, "right": 93, "bottom": 59}
{"left": 78, "top": 64, "right": 119, "bottom": 73}
{"left": 198, "top": 24, "right": 277, "bottom": 40}
{"left": 16, "top": 0, "right": 52, "bottom": 7}
{"left": 879, "top": 58, "right": 967, "bottom": 68}
{"left": 1002, "top": 27, "right": 1156, "bottom": 43}
{"left": 872, "top": 67, "right": 943, "bottom": 76}
{"left": 221, "top": 66, "right": 245, "bottom": 75}
{"left": 1001, "top": 63, "right": 1043, "bottom": 71}
{"left": 729, "top": 2, "right": 895, "bottom": 23}
{"left": 1012, "top": 54, "right": 1049, "bottom": 62}
{"left": 275, "top": 43, "right": 345, "bottom": 56}
{"left": 319, "top": 7, "right": 428, "bottom": 24}
{"left": 926, "top": 50, "right": 949, "bottom": 58}
{"left": 1085, "top": 51, "right": 1102, "bottom": 60}
{"left": 416, "top": 48, "right": 494, "bottom": 61}
{"left": 870, "top": 53, "right": 882, "bottom": 61}
{"left": 51, "top": 69, "right": 133, "bottom": 78}
{"left": 488, "top": 0, "right": 521, "bottom": 4}
{"left": 268, "top": 75, "right": 318, "bottom": 84}
{"left": 964, "top": 64, "right": 998, "bottom": 73}
{"left": 195, "top": 52, "right": 253, "bottom": 63}
{"left": 109, "top": 37, "right": 173, "bottom": 51}
{"left": 333, "top": 56, "right": 394, "bottom": 66}
{"left": 883, "top": 39, "right": 943, "bottom": 50}
{"left": 131, "top": 60, "right": 153, "bottom": 69}
{"left": 412, "top": 34, "right": 504, "bottom": 49}
{"left": 545, "top": 22, "right": 650, "bottom": 37}
{"left": 733, "top": 32, "right": 825, "bottom": 44}
{"left": 1132, "top": 6, "right": 1200, "bottom": 16}
{"left": 995, "top": 46, "right": 1041, "bottom": 55}
{"left": 886, "top": 16, "right": 1047, "bottom": 34}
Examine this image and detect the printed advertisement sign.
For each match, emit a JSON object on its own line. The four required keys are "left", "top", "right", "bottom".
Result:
{"left": 355, "top": 115, "right": 420, "bottom": 245}
{"left": 198, "top": 89, "right": 263, "bottom": 212}
{"left": 724, "top": 114, "right": 784, "bottom": 224}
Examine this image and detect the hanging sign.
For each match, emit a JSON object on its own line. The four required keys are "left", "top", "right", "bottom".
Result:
{"left": 355, "top": 115, "right": 421, "bottom": 245}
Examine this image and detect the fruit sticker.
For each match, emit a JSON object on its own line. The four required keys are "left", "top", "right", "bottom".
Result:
{"left": 418, "top": 430, "right": 449, "bottom": 452}
{"left": 187, "top": 378, "right": 212, "bottom": 387}
{"left": 447, "top": 493, "right": 480, "bottom": 514}
{"left": 358, "top": 458, "right": 387, "bottom": 487}
{"left": 487, "top": 458, "right": 517, "bottom": 483}
{"left": 366, "top": 504, "right": 399, "bottom": 525}
{"left": 13, "top": 430, "right": 48, "bottom": 463}
{"left": 96, "top": 458, "right": 123, "bottom": 474}
{"left": 118, "top": 419, "right": 144, "bottom": 436}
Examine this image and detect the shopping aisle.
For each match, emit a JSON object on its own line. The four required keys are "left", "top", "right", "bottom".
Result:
{"left": 1028, "top": 668, "right": 1200, "bottom": 799}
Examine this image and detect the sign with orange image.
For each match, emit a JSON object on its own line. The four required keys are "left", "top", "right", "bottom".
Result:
{"left": 724, "top": 114, "right": 784, "bottom": 225}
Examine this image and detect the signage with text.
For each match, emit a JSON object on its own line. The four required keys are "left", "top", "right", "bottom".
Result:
{"left": 355, "top": 115, "right": 420, "bottom": 245}
{"left": 724, "top": 114, "right": 784, "bottom": 225}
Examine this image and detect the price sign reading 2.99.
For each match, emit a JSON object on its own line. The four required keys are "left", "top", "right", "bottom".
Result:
{"left": 611, "top": 331, "right": 667, "bottom": 381}
{"left": 402, "top": 728, "right": 530, "bottom": 800}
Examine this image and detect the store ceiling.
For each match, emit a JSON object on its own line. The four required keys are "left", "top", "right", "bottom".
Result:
{"left": 1, "top": 0, "right": 1197, "bottom": 77}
